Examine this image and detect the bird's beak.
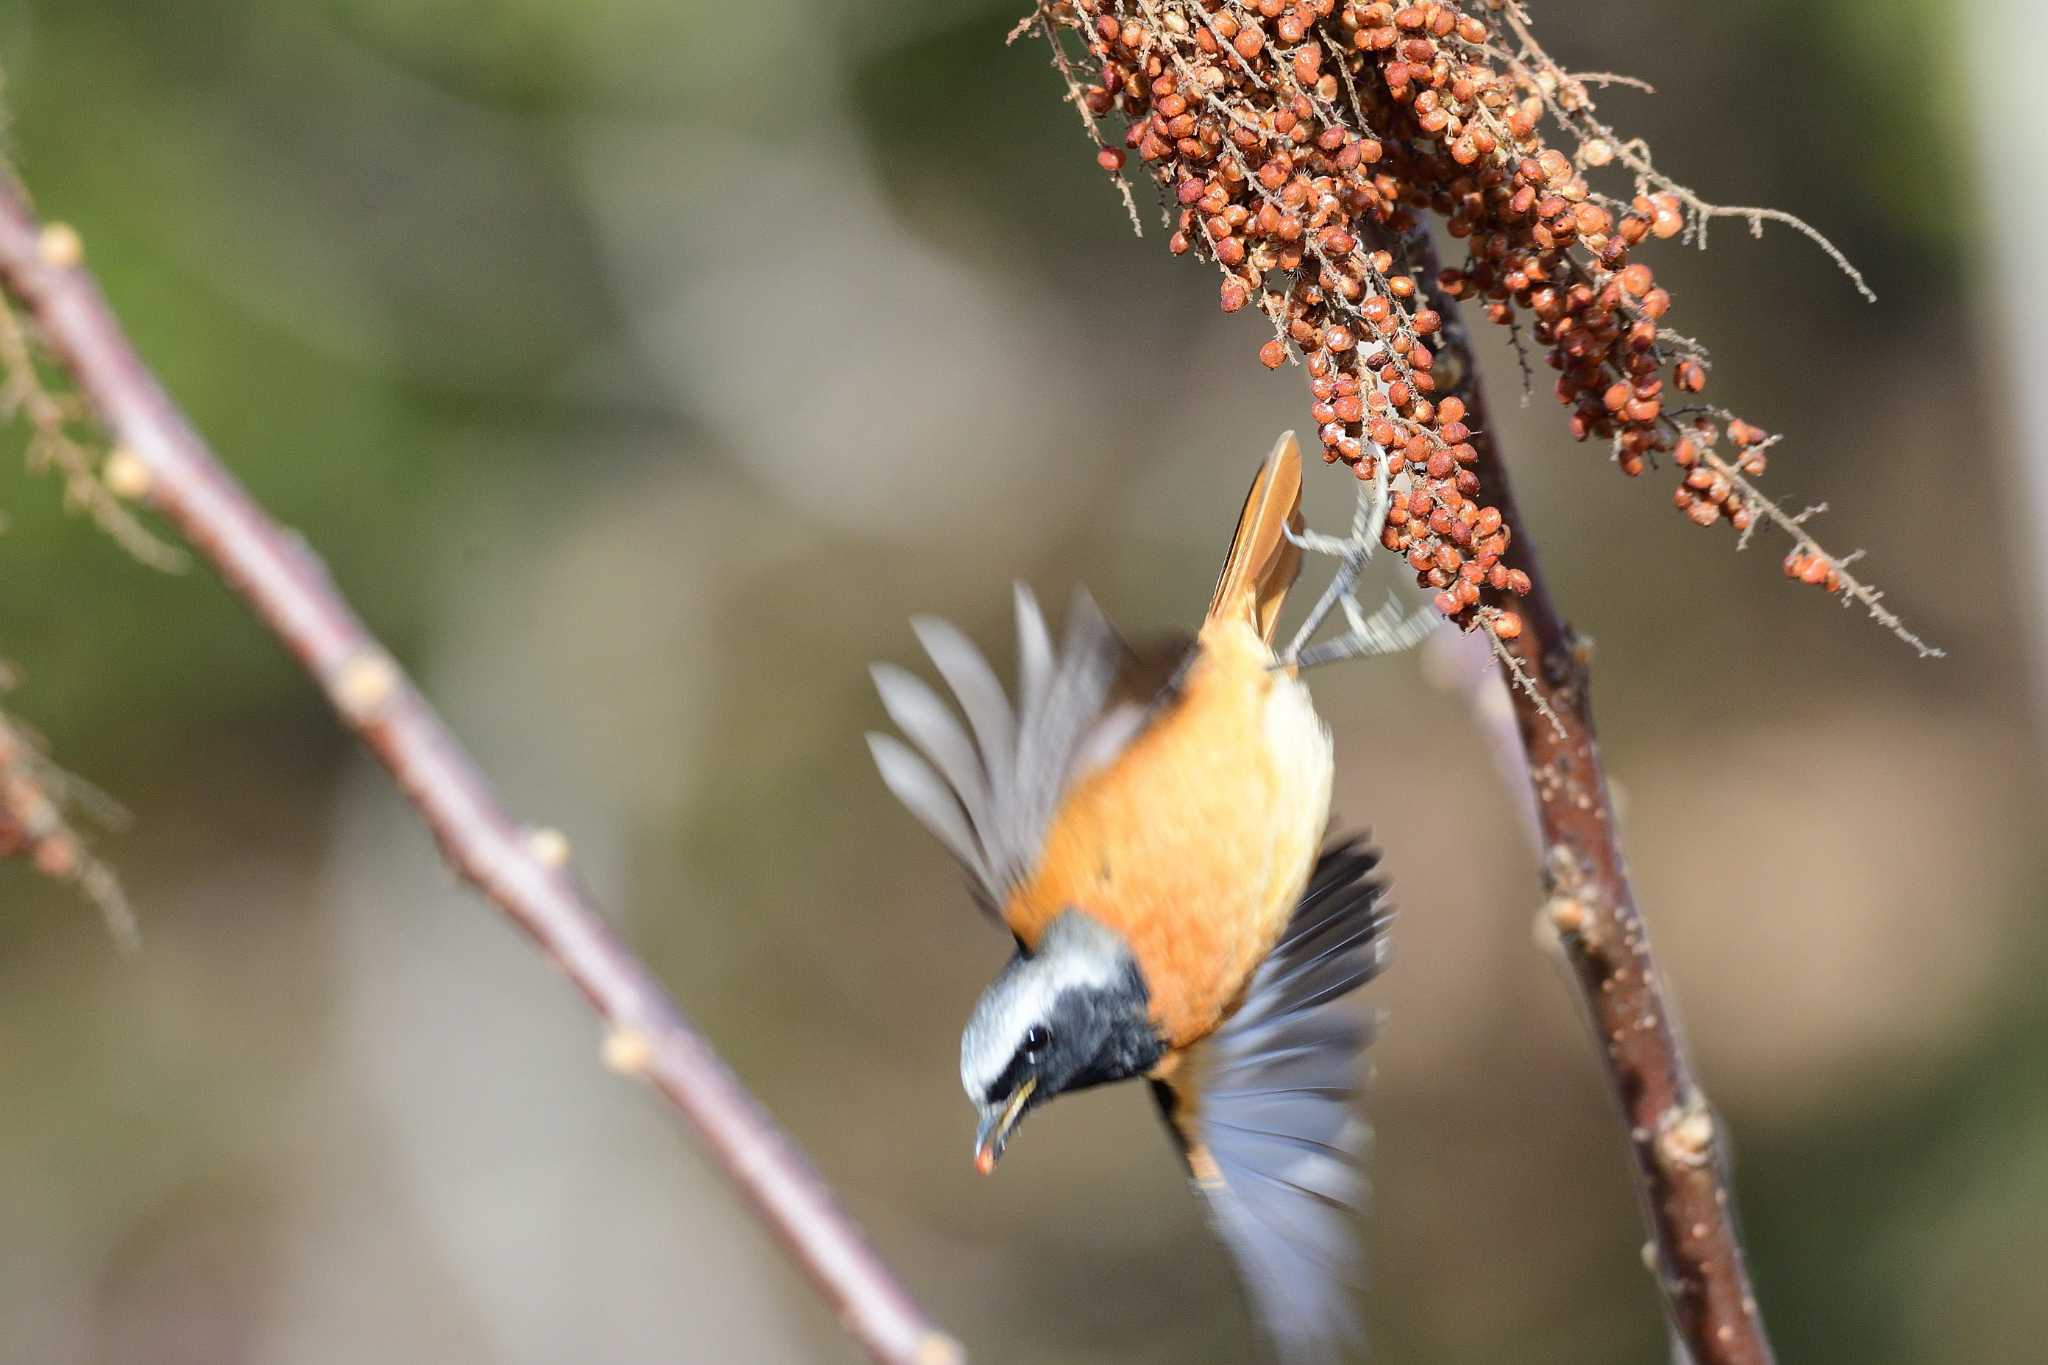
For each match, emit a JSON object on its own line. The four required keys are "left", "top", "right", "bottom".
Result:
{"left": 973, "top": 1077, "right": 1036, "bottom": 1175}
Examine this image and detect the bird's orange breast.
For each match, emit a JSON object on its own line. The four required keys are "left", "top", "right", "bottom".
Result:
{"left": 1003, "top": 617, "right": 1333, "bottom": 1049}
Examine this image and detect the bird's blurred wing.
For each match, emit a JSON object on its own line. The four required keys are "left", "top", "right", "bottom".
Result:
{"left": 1150, "top": 838, "right": 1389, "bottom": 1363}
{"left": 868, "top": 587, "right": 1190, "bottom": 914}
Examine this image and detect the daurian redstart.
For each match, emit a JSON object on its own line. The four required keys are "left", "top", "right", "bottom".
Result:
{"left": 869, "top": 432, "right": 1388, "bottom": 1361}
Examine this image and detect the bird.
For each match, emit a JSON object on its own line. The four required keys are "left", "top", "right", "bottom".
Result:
{"left": 867, "top": 431, "right": 1396, "bottom": 1361}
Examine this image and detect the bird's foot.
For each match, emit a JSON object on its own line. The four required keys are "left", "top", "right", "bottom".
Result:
{"left": 1279, "top": 458, "right": 1440, "bottom": 669}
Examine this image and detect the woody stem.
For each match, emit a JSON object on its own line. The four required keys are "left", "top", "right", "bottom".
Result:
{"left": 1412, "top": 230, "right": 1775, "bottom": 1365}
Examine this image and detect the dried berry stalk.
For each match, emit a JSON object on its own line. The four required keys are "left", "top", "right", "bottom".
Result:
{"left": 0, "top": 244, "right": 182, "bottom": 570}
{"left": 0, "top": 179, "right": 961, "bottom": 1365}
{"left": 0, "top": 686, "right": 136, "bottom": 944}
{"left": 1026, "top": 0, "right": 1936, "bottom": 656}
{"left": 0, "top": 254, "right": 158, "bottom": 935}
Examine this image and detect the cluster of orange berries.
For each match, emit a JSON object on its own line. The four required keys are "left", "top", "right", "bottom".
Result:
{"left": 1669, "top": 415, "right": 1770, "bottom": 528}
{"left": 1047, "top": 0, "right": 1838, "bottom": 625}
{"left": 1781, "top": 547, "right": 1843, "bottom": 593}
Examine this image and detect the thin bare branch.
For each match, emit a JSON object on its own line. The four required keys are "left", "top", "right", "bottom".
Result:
{"left": 0, "top": 176, "right": 962, "bottom": 1365}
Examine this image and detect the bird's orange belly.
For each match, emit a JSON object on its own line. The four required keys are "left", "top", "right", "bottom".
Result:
{"left": 1004, "top": 622, "right": 1332, "bottom": 1048}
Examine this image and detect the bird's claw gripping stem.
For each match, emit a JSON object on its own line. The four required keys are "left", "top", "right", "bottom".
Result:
{"left": 1280, "top": 455, "right": 1439, "bottom": 669}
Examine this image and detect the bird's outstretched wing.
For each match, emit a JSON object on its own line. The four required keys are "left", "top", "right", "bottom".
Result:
{"left": 866, "top": 586, "right": 1192, "bottom": 916}
{"left": 1150, "top": 838, "right": 1389, "bottom": 1363}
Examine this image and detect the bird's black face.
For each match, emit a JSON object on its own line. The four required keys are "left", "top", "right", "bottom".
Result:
{"left": 961, "top": 911, "right": 1164, "bottom": 1172}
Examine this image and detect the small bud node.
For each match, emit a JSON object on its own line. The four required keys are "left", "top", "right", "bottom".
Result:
{"left": 102, "top": 446, "right": 152, "bottom": 500}
{"left": 602, "top": 1026, "right": 653, "bottom": 1076}
{"left": 1546, "top": 896, "right": 1587, "bottom": 935}
{"left": 914, "top": 1334, "right": 967, "bottom": 1365}
{"left": 37, "top": 223, "right": 84, "bottom": 269}
{"left": 329, "top": 649, "right": 399, "bottom": 722}
{"left": 1656, "top": 1104, "right": 1716, "bottom": 1169}
{"left": 525, "top": 826, "right": 571, "bottom": 868}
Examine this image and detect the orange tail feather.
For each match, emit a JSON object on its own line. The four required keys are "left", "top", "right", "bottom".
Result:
{"left": 1206, "top": 431, "right": 1305, "bottom": 645}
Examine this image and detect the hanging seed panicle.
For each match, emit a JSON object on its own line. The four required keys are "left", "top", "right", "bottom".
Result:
{"left": 1029, "top": 0, "right": 1935, "bottom": 654}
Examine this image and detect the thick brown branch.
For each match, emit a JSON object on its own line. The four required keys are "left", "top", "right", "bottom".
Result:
{"left": 0, "top": 179, "right": 961, "bottom": 1365}
{"left": 1422, "top": 243, "right": 1773, "bottom": 1365}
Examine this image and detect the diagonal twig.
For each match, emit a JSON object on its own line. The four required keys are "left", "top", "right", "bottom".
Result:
{"left": 0, "top": 176, "right": 963, "bottom": 1365}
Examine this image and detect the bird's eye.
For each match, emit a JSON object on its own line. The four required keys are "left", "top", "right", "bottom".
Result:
{"left": 1022, "top": 1025, "right": 1052, "bottom": 1056}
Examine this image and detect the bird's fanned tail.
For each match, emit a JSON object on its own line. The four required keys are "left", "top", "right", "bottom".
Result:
{"left": 1150, "top": 837, "right": 1390, "bottom": 1363}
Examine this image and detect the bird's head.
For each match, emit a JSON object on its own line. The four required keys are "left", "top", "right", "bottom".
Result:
{"left": 960, "top": 910, "right": 1164, "bottom": 1173}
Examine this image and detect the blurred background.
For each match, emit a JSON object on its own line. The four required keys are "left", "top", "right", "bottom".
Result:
{"left": 1, "top": 1, "right": 2040, "bottom": 1361}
